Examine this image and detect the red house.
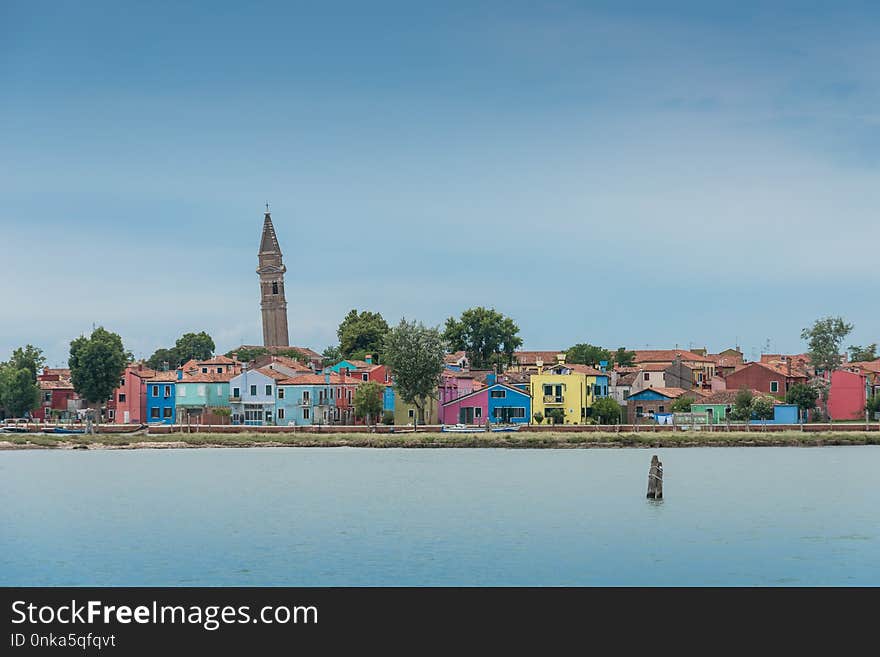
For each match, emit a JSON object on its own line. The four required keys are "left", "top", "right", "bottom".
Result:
{"left": 34, "top": 368, "right": 79, "bottom": 421}
{"left": 826, "top": 370, "right": 868, "bottom": 421}
{"left": 723, "top": 361, "right": 808, "bottom": 398}
{"left": 113, "top": 364, "right": 156, "bottom": 424}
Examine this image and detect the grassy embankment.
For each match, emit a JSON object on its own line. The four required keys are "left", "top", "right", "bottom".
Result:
{"left": 2, "top": 431, "right": 879, "bottom": 449}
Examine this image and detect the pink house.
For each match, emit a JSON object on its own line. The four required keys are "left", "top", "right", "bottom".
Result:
{"left": 113, "top": 364, "right": 156, "bottom": 424}
{"left": 438, "top": 372, "right": 475, "bottom": 407}
{"left": 827, "top": 370, "right": 868, "bottom": 421}
{"left": 441, "top": 382, "right": 532, "bottom": 426}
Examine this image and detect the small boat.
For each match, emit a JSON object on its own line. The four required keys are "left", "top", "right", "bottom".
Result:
{"left": 490, "top": 425, "right": 521, "bottom": 433}
{"left": 42, "top": 427, "right": 86, "bottom": 435}
{"left": 441, "top": 424, "right": 487, "bottom": 433}
{"left": 1, "top": 426, "right": 31, "bottom": 434}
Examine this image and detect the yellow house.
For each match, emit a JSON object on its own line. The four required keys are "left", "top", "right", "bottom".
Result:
{"left": 393, "top": 396, "right": 439, "bottom": 426}
{"left": 529, "top": 363, "right": 609, "bottom": 425}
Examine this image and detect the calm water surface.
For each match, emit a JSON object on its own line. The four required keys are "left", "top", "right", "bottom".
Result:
{"left": 1, "top": 447, "right": 878, "bottom": 586}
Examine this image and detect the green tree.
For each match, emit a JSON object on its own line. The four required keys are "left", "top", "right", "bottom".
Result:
{"left": 228, "top": 346, "right": 269, "bottom": 363}
{"left": 0, "top": 365, "right": 40, "bottom": 417}
{"left": 670, "top": 395, "right": 696, "bottom": 413}
{"left": 353, "top": 381, "right": 385, "bottom": 427}
{"left": 751, "top": 396, "right": 775, "bottom": 421}
{"left": 274, "top": 348, "right": 308, "bottom": 362}
{"left": 612, "top": 347, "right": 636, "bottom": 368}
{"left": 801, "top": 316, "right": 853, "bottom": 373}
{"left": 443, "top": 307, "right": 522, "bottom": 369}
{"left": 591, "top": 397, "right": 622, "bottom": 424}
{"left": 848, "top": 344, "right": 877, "bottom": 363}
{"left": 338, "top": 310, "right": 389, "bottom": 360}
{"left": 786, "top": 383, "right": 819, "bottom": 416}
{"left": 174, "top": 331, "right": 215, "bottom": 363}
{"left": 545, "top": 408, "right": 565, "bottom": 425}
{"left": 867, "top": 395, "right": 880, "bottom": 420}
{"left": 532, "top": 412, "right": 544, "bottom": 425}
{"left": 322, "top": 345, "right": 342, "bottom": 363}
{"left": 382, "top": 319, "right": 446, "bottom": 426}
{"left": 146, "top": 348, "right": 178, "bottom": 371}
{"left": 728, "top": 387, "right": 754, "bottom": 421}
{"left": 9, "top": 345, "right": 45, "bottom": 379}
{"left": 69, "top": 327, "right": 128, "bottom": 425}
{"left": 565, "top": 343, "right": 611, "bottom": 367}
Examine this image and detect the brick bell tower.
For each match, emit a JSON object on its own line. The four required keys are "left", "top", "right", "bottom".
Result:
{"left": 257, "top": 204, "right": 290, "bottom": 347}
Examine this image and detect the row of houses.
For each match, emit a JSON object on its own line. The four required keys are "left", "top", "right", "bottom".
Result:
{"left": 32, "top": 346, "right": 880, "bottom": 426}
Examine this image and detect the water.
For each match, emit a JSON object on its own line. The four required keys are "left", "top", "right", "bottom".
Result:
{"left": 1, "top": 447, "right": 878, "bottom": 586}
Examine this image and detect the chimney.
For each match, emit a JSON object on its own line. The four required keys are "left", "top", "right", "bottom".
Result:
{"left": 176, "top": 369, "right": 183, "bottom": 381}
{"left": 487, "top": 372, "right": 496, "bottom": 385}
{"left": 787, "top": 360, "right": 792, "bottom": 376}
{"left": 557, "top": 353, "right": 566, "bottom": 365}
{"left": 365, "top": 354, "right": 373, "bottom": 365}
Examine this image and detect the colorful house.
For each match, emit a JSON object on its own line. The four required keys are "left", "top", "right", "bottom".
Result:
{"left": 276, "top": 373, "right": 362, "bottom": 426}
{"left": 34, "top": 368, "right": 79, "bottom": 421}
{"left": 229, "top": 367, "right": 287, "bottom": 425}
{"left": 529, "top": 363, "right": 609, "bottom": 425}
{"left": 626, "top": 387, "right": 698, "bottom": 422}
{"left": 146, "top": 372, "right": 177, "bottom": 424}
{"left": 393, "top": 395, "right": 440, "bottom": 426}
{"left": 691, "top": 390, "right": 775, "bottom": 425}
{"left": 113, "top": 364, "right": 155, "bottom": 424}
{"left": 632, "top": 350, "right": 716, "bottom": 388}
{"left": 175, "top": 371, "right": 234, "bottom": 424}
{"left": 440, "top": 382, "right": 531, "bottom": 425}
{"left": 723, "top": 361, "right": 808, "bottom": 398}
{"left": 826, "top": 370, "right": 868, "bottom": 421}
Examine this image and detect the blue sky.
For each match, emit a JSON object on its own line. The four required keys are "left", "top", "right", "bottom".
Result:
{"left": 2, "top": 1, "right": 877, "bottom": 366}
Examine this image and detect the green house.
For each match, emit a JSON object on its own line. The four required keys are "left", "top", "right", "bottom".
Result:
{"left": 175, "top": 374, "right": 232, "bottom": 423}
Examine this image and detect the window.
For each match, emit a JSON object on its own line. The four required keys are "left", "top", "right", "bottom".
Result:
{"left": 475, "top": 407, "right": 482, "bottom": 418}
{"left": 178, "top": 387, "right": 186, "bottom": 397}
{"left": 362, "top": 374, "right": 369, "bottom": 381}
{"left": 272, "top": 281, "right": 278, "bottom": 295}
{"left": 163, "top": 407, "right": 172, "bottom": 419}
{"left": 233, "top": 387, "right": 240, "bottom": 398}
{"left": 152, "top": 385, "right": 159, "bottom": 397}
{"left": 408, "top": 409, "right": 415, "bottom": 418}
{"left": 490, "top": 389, "right": 506, "bottom": 398}
{"left": 197, "top": 385, "right": 206, "bottom": 397}
{"left": 303, "top": 390, "right": 310, "bottom": 402}
{"left": 202, "top": 368, "right": 208, "bottom": 374}
{"left": 250, "top": 385, "right": 257, "bottom": 396}
{"left": 164, "top": 385, "right": 171, "bottom": 398}
{"left": 216, "top": 385, "right": 222, "bottom": 396}
{"left": 44, "top": 392, "right": 51, "bottom": 402}
{"left": 278, "top": 388, "right": 285, "bottom": 399}
{"left": 150, "top": 408, "right": 160, "bottom": 419}
{"left": 278, "top": 408, "right": 285, "bottom": 420}
{"left": 265, "top": 385, "right": 272, "bottom": 396}
{"left": 347, "top": 390, "right": 352, "bottom": 402}
{"left": 119, "top": 378, "right": 125, "bottom": 387}
{"left": 303, "top": 408, "right": 310, "bottom": 420}
{"left": 770, "top": 381, "right": 779, "bottom": 393}
{"left": 644, "top": 373, "right": 650, "bottom": 381}
{"left": 108, "top": 409, "right": 115, "bottom": 420}
{"left": 217, "top": 367, "right": 224, "bottom": 374}
{"left": 658, "top": 405, "right": 665, "bottom": 412}
{"left": 636, "top": 405, "right": 644, "bottom": 417}
{"left": 118, "top": 393, "right": 126, "bottom": 403}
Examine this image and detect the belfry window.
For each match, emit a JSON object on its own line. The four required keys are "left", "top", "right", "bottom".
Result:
{"left": 272, "top": 281, "right": 279, "bottom": 295}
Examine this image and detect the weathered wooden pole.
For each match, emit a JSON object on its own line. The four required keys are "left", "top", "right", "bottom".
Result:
{"left": 646, "top": 454, "right": 663, "bottom": 500}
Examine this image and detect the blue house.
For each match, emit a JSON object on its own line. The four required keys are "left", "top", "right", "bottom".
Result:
{"left": 383, "top": 385, "right": 395, "bottom": 414}
{"left": 146, "top": 373, "right": 177, "bottom": 424}
{"left": 750, "top": 403, "right": 800, "bottom": 425}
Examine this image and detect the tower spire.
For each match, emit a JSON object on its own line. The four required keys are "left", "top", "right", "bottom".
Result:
{"left": 256, "top": 206, "right": 290, "bottom": 347}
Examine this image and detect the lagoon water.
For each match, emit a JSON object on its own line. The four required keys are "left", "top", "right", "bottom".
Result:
{"left": 1, "top": 447, "right": 878, "bottom": 586}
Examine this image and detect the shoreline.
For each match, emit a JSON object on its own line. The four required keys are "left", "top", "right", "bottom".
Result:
{"left": 2, "top": 430, "right": 879, "bottom": 450}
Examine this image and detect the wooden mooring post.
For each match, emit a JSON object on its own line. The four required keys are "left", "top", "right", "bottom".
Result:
{"left": 646, "top": 455, "right": 663, "bottom": 500}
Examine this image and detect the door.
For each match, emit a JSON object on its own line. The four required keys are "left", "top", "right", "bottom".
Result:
{"left": 459, "top": 407, "right": 474, "bottom": 424}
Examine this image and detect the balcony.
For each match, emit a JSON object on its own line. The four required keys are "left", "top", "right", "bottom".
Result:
{"left": 543, "top": 395, "right": 564, "bottom": 404}
{"left": 229, "top": 396, "right": 242, "bottom": 402}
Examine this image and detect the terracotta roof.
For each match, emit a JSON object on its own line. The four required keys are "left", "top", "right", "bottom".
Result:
{"left": 738, "top": 361, "right": 809, "bottom": 379}
{"left": 633, "top": 350, "right": 714, "bottom": 364}
{"left": 254, "top": 366, "right": 290, "bottom": 381}
{"left": 631, "top": 387, "right": 697, "bottom": 399}
{"left": 708, "top": 353, "right": 744, "bottom": 368}
{"left": 444, "top": 351, "right": 468, "bottom": 364}
{"left": 514, "top": 350, "right": 565, "bottom": 365}
{"left": 546, "top": 363, "right": 606, "bottom": 376}
{"left": 616, "top": 372, "right": 637, "bottom": 386}
{"left": 178, "top": 372, "right": 235, "bottom": 383}
{"left": 264, "top": 355, "right": 311, "bottom": 372}
{"left": 41, "top": 368, "right": 71, "bottom": 377}
{"left": 847, "top": 360, "right": 880, "bottom": 374}
{"left": 39, "top": 379, "right": 75, "bottom": 390}
{"left": 147, "top": 371, "right": 180, "bottom": 382}
{"left": 695, "top": 390, "right": 777, "bottom": 406}
{"left": 127, "top": 366, "right": 157, "bottom": 379}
